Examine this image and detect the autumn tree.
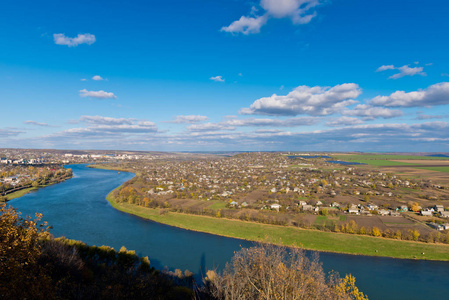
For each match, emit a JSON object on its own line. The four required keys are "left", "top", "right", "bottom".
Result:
{"left": 203, "top": 244, "right": 367, "bottom": 300}
{"left": 372, "top": 227, "right": 381, "bottom": 237}
{"left": 0, "top": 204, "right": 53, "bottom": 299}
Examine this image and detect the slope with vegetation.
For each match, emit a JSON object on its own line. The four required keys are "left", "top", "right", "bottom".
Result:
{"left": 1, "top": 204, "right": 367, "bottom": 299}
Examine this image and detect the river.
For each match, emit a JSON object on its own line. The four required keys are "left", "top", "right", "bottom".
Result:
{"left": 9, "top": 164, "right": 449, "bottom": 299}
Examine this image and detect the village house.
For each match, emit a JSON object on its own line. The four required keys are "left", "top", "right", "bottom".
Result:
{"left": 270, "top": 203, "right": 281, "bottom": 212}
{"left": 421, "top": 209, "right": 433, "bottom": 217}
{"left": 302, "top": 204, "right": 313, "bottom": 211}
{"left": 435, "top": 205, "right": 445, "bottom": 212}
{"left": 366, "top": 204, "right": 378, "bottom": 211}
{"left": 399, "top": 205, "right": 408, "bottom": 212}
{"left": 229, "top": 201, "right": 238, "bottom": 208}
{"left": 378, "top": 209, "right": 390, "bottom": 216}
{"left": 348, "top": 205, "right": 359, "bottom": 214}
{"left": 440, "top": 211, "right": 449, "bottom": 218}
{"left": 390, "top": 211, "right": 401, "bottom": 217}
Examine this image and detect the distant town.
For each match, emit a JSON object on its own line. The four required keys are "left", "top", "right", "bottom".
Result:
{"left": 2, "top": 149, "right": 449, "bottom": 242}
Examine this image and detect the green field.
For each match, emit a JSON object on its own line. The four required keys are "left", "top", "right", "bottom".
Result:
{"left": 208, "top": 201, "right": 227, "bottom": 209}
{"left": 333, "top": 154, "right": 449, "bottom": 161}
{"left": 331, "top": 154, "right": 449, "bottom": 166}
{"left": 313, "top": 215, "right": 328, "bottom": 226}
{"left": 107, "top": 190, "right": 449, "bottom": 261}
{"left": 415, "top": 167, "right": 449, "bottom": 173}
{"left": 340, "top": 160, "right": 419, "bottom": 166}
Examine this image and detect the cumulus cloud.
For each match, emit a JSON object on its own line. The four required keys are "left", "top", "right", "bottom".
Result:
{"left": 325, "top": 116, "right": 363, "bottom": 127}
{"left": 343, "top": 104, "right": 403, "bottom": 120}
{"left": 221, "top": 15, "right": 268, "bottom": 35}
{"left": 187, "top": 123, "right": 236, "bottom": 132}
{"left": 416, "top": 113, "right": 448, "bottom": 120}
{"left": 376, "top": 64, "right": 426, "bottom": 79}
{"left": 30, "top": 118, "right": 449, "bottom": 151}
{"left": 376, "top": 65, "right": 395, "bottom": 72}
{"left": 79, "top": 89, "right": 117, "bottom": 99}
{"left": 210, "top": 75, "right": 225, "bottom": 82}
{"left": 174, "top": 121, "right": 449, "bottom": 152}
{"left": 166, "top": 115, "right": 209, "bottom": 124}
{"left": 226, "top": 116, "right": 320, "bottom": 127}
{"left": 221, "top": 0, "right": 322, "bottom": 34}
{"left": 185, "top": 117, "right": 319, "bottom": 133}
{"left": 92, "top": 75, "right": 104, "bottom": 81}
{"left": 53, "top": 33, "right": 96, "bottom": 47}
{"left": 240, "top": 83, "right": 361, "bottom": 116}
{"left": 45, "top": 117, "right": 158, "bottom": 143}
{"left": 79, "top": 115, "right": 134, "bottom": 125}
{"left": 369, "top": 82, "right": 449, "bottom": 107}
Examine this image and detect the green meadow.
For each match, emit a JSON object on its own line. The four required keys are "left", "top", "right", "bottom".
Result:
{"left": 107, "top": 190, "right": 449, "bottom": 261}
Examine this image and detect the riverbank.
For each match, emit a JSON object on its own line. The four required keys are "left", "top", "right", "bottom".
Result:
{"left": 106, "top": 187, "right": 449, "bottom": 261}
{"left": 3, "top": 186, "right": 39, "bottom": 201}
{"left": 1, "top": 175, "right": 73, "bottom": 202}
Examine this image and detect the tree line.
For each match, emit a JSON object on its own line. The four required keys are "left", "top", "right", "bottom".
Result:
{"left": 1, "top": 204, "right": 367, "bottom": 299}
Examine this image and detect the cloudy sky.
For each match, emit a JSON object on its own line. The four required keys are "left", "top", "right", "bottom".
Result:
{"left": 1, "top": 0, "right": 449, "bottom": 152}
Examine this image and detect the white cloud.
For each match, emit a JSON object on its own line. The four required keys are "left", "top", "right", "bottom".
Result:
{"left": 389, "top": 65, "right": 426, "bottom": 79}
{"left": 325, "top": 117, "right": 363, "bottom": 127}
{"left": 221, "top": 15, "right": 268, "bottom": 35}
{"left": 167, "top": 115, "right": 209, "bottom": 124}
{"left": 240, "top": 83, "right": 361, "bottom": 116}
{"left": 221, "top": 0, "right": 321, "bottom": 34}
{"left": 343, "top": 104, "right": 403, "bottom": 120}
{"left": 92, "top": 75, "right": 104, "bottom": 81}
{"left": 24, "top": 120, "right": 56, "bottom": 127}
{"left": 376, "top": 65, "right": 395, "bottom": 72}
{"left": 416, "top": 113, "right": 448, "bottom": 120}
{"left": 79, "top": 89, "right": 117, "bottom": 99}
{"left": 81, "top": 78, "right": 87, "bottom": 81}
{"left": 0, "top": 128, "right": 24, "bottom": 137}
{"left": 261, "top": 0, "right": 319, "bottom": 23}
{"left": 369, "top": 82, "right": 449, "bottom": 107}
{"left": 79, "top": 116, "right": 134, "bottom": 125}
{"left": 226, "top": 116, "right": 320, "bottom": 127}
{"left": 187, "top": 122, "right": 235, "bottom": 132}
{"left": 376, "top": 63, "right": 426, "bottom": 79}
{"left": 45, "top": 117, "right": 158, "bottom": 142}
{"left": 53, "top": 33, "right": 96, "bottom": 47}
{"left": 185, "top": 116, "right": 319, "bottom": 133}
{"left": 210, "top": 75, "right": 225, "bottom": 82}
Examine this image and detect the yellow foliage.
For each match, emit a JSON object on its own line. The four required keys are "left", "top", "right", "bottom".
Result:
{"left": 336, "top": 274, "right": 369, "bottom": 300}
{"left": 372, "top": 227, "right": 381, "bottom": 237}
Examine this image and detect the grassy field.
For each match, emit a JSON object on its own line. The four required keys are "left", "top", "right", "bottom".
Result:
{"left": 333, "top": 154, "right": 449, "bottom": 161}
{"left": 332, "top": 154, "right": 449, "bottom": 167}
{"left": 208, "top": 201, "right": 228, "bottom": 209}
{"left": 107, "top": 190, "right": 449, "bottom": 261}
{"left": 4, "top": 187, "right": 38, "bottom": 201}
{"left": 342, "top": 160, "right": 419, "bottom": 166}
{"left": 415, "top": 167, "right": 449, "bottom": 173}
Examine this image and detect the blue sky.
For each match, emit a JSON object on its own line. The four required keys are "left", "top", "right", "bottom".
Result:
{"left": 1, "top": 0, "right": 449, "bottom": 152}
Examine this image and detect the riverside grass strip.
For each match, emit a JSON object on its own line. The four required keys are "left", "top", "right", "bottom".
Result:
{"left": 107, "top": 190, "right": 449, "bottom": 261}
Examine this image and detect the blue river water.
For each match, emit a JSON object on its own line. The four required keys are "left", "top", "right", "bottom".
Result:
{"left": 9, "top": 164, "right": 449, "bottom": 299}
